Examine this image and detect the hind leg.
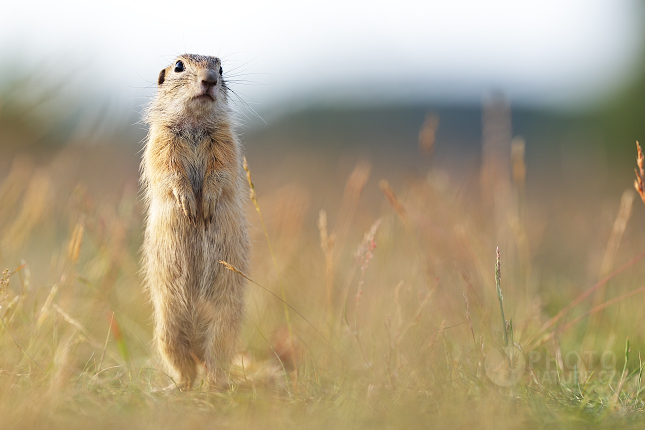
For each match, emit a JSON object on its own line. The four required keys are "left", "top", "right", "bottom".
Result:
{"left": 200, "top": 301, "right": 243, "bottom": 388}
{"left": 145, "top": 224, "right": 200, "bottom": 390}
{"left": 154, "top": 300, "right": 198, "bottom": 390}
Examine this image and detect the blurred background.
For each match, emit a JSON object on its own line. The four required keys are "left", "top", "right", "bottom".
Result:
{"left": 2, "top": 0, "right": 645, "bottom": 152}
{"left": 2, "top": 0, "right": 645, "bottom": 174}
{"left": 2, "top": 0, "right": 645, "bottom": 141}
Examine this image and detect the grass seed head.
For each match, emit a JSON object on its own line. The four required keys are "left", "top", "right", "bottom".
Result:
{"left": 635, "top": 141, "right": 645, "bottom": 205}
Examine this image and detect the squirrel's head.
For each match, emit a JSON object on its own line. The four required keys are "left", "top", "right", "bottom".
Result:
{"left": 148, "top": 54, "right": 229, "bottom": 130}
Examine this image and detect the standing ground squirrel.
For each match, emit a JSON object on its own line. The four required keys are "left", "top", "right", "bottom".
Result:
{"left": 140, "top": 54, "right": 249, "bottom": 389}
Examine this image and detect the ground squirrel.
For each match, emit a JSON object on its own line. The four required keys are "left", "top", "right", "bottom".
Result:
{"left": 140, "top": 54, "right": 249, "bottom": 389}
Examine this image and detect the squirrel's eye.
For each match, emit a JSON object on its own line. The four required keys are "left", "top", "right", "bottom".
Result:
{"left": 174, "top": 61, "right": 185, "bottom": 73}
{"left": 219, "top": 66, "right": 223, "bottom": 75}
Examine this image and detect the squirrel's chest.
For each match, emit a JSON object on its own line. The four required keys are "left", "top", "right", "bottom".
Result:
{"left": 182, "top": 141, "right": 211, "bottom": 194}
{"left": 185, "top": 157, "right": 206, "bottom": 194}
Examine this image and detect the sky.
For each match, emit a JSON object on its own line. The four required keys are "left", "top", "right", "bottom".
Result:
{"left": 1, "top": 0, "right": 644, "bottom": 116}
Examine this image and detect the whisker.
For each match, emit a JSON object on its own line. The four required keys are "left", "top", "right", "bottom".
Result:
{"left": 226, "top": 86, "right": 266, "bottom": 124}
{"left": 222, "top": 54, "right": 263, "bottom": 76}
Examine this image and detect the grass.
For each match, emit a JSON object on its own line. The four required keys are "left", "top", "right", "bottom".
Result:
{"left": 2, "top": 107, "right": 645, "bottom": 429}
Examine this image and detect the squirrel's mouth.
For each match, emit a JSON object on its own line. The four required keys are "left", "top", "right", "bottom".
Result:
{"left": 194, "top": 93, "right": 215, "bottom": 102}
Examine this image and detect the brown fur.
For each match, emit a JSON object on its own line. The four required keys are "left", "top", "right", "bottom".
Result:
{"left": 140, "top": 54, "right": 249, "bottom": 389}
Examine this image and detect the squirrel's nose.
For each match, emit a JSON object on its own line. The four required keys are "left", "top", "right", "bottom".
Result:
{"left": 199, "top": 70, "right": 219, "bottom": 87}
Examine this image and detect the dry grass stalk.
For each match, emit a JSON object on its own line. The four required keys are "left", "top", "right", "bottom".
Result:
{"left": 2, "top": 171, "right": 51, "bottom": 252}
{"left": 393, "top": 281, "right": 404, "bottom": 330}
{"left": 582, "top": 189, "right": 634, "bottom": 351}
{"left": 355, "top": 219, "right": 381, "bottom": 281}
{"left": 53, "top": 304, "right": 109, "bottom": 354}
{"left": 0, "top": 317, "right": 42, "bottom": 370}
{"left": 36, "top": 284, "right": 59, "bottom": 329}
{"left": 333, "top": 161, "right": 371, "bottom": 256}
{"left": 379, "top": 180, "right": 408, "bottom": 223}
{"left": 67, "top": 219, "right": 85, "bottom": 264}
{"left": 97, "top": 312, "right": 114, "bottom": 373}
{"left": 611, "top": 339, "right": 630, "bottom": 409}
{"left": 340, "top": 161, "right": 371, "bottom": 221}
{"left": 599, "top": 190, "right": 634, "bottom": 280}
{"left": 635, "top": 141, "right": 645, "bottom": 205}
{"left": 495, "top": 247, "right": 509, "bottom": 346}
{"left": 395, "top": 289, "right": 433, "bottom": 346}
{"left": 347, "top": 220, "right": 381, "bottom": 370}
{"left": 591, "top": 190, "right": 634, "bottom": 309}
{"left": 243, "top": 156, "right": 260, "bottom": 211}
{"left": 0, "top": 266, "right": 41, "bottom": 369}
{"left": 463, "top": 293, "right": 476, "bottom": 348}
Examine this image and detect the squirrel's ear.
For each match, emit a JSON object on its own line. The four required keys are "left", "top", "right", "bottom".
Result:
{"left": 157, "top": 69, "right": 166, "bottom": 86}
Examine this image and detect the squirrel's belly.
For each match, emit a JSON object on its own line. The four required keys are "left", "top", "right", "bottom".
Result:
{"left": 145, "top": 196, "right": 238, "bottom": 246}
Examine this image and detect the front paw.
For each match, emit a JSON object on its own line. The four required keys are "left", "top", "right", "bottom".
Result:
{"left": 173, "top": 189, "right": 197, "bottom": 224}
